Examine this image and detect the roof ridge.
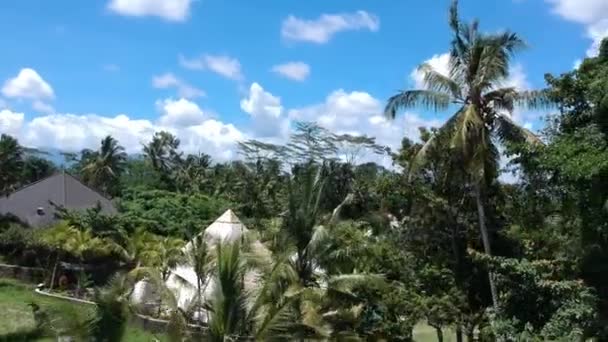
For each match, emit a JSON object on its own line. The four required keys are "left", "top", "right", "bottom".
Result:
{"left": 3, "top": 171, "right": 113, "bottom": 202}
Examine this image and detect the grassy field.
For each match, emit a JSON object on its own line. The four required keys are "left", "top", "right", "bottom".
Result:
{"left": 0, "top": 277, "right": 460, "bottom": 342}
{"left": 0, "top": 278, "right": 165, "bottom": 341}
{"left": 413, "top": 323, "right": 463, "bottom": 342}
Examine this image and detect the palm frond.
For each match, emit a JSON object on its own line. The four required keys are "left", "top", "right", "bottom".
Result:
{"left": 495, "top": 114, "right": 544, "bottom": 146}
{"left": 451, "top": 105, "right": 485, "bottom": 158}
{"left": 327, "top": 274, "right": 385, "bottom": 295}
{"left": 516, "top": 89, "right": 554, "bottom": 110}
{"left": 483, "top": 87, "right": 517, "bottom": 113}
{"left": 407, "top": 108, "right": 464, "bottom": 179}
{"left": 385, "top": 90, "right": 451, "bottom": 119}
{"left": 419, "top": 63, "right": 462, "bottom": 100}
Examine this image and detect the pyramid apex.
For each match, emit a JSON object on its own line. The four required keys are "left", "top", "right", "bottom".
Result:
{"left": 215, "top": 209, "right": 242, "bottom": 224}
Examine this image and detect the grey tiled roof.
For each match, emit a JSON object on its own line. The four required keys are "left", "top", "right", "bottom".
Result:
{"left": 0, "top": 172, "right": 117, "bottom": 228}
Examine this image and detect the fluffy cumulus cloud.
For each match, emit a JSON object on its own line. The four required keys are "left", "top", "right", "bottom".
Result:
{"left": 152, "top": 72, "right": 205, "bottom": 98}
{"left": 288, "top": 89, "right": 442, "bottom": 162}
{"left": 240, "top": 83, "right": 289, "bottom": 139}
{"left": 271, "top": 62, "right": 311, "bottom": 81}
{"left": 2, "top": 68, "right": 54, "bottom": 100}
{"left": 179, "top": 54, "right": 243, "bottom": 80}
{"left": 410, "top": 53, "right": 450, "bottom": 89}
{"left": 281, "top": 11, "right": 379, "bottom": 44}
{"left": 545, "top": 0, "right": 608, "bottom": 56}
{"left": 156, "top": 98, "right": 207, "bottom": 127}
{"left": 0, "top": 109, "right": 25, "bottom": 136}
{"left": 32, "top": 100, "right": 55, "bottom": 114}
{"left": 107, "top": 0, "right": 193, "bottom": 22}
{"left": 3, "top": 97, "right": 244, "bottom": 161}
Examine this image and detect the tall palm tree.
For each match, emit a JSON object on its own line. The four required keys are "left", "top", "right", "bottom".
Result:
{"left": 81, "top": 135, "right": 127, "bottom": 196}
{"left": 274, "top": 164, "right": 384, "bottom": 339}
{"left": 384, "top": 0, "right": 549, "bottom": 309}
{"left": 143, "top": 131, "right": 183, "bottom": 176}
{"left": 0, "top": 134, "right": 24, "bottom": 196}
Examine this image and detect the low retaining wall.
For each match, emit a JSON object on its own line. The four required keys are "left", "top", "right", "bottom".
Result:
{"left": 34, "top": 288, "right": 96, "bottom": 305}
{"left": 33, "top": 287, "right": 209, "bottom": 339}
{"left": 0, "top": 263, "right": 45, "bottom": 283}
{"left": 131, "top": 313, "right": 207, "bottom": 339}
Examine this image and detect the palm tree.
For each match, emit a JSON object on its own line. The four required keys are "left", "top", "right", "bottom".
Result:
{"left": 81, "top": 135, "right": 127, "bottom": 196}
{"left": 0, "top": 134, "right": 24, "bottom": 196}
{"left": 384, "top": 0, "right": 549, "bottom": 309}
{"left": 206, "top": 240, "right": 297, "bottom": 341}
{"left": 182, "top": 234, "right": 211, "bottom": 320}
{"left": 143, "top": 131, "right": 183, "bottom": 176}
{"left": 39, "top": 222, "right": 121, "bottom": 294}
{"left": 272, "top": 164, "right": 384, "bottom": 339}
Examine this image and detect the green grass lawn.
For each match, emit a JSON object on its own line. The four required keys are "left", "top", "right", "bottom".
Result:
{"left": 0, "top": 278, "right": 165, "bottom": 341}
{"left": 413, "top": 323, "right": 464, "bottom": 342}
{"left": 0, "top": 277, "right": 461, "bottom": 342}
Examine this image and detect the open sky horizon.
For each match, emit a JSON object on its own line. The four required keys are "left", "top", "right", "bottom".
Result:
{"left": 0, "top": 0, "right": 606, "bottom": 164}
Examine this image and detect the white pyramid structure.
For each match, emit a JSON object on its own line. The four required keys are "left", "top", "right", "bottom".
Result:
{"left": 201, "top": 209, "right": 247, "bottom": 244}
{"left": 167, "top": 210, "right": 251, "bottom": 316}
{"left": 132, "top": 209, "right": 267, "bottom": 322}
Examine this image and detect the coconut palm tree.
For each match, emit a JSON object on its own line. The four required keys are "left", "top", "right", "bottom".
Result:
{"left": 384, "top": 0, "right": 549, "bottom": 309}
{"left": 0, "top": 134, "right": 24, "bottom": 196}
{"left": 270, "top": 164, "right": 384, "bottom": 339}
{"left": 182, "top": 234, "right": 212, "bottom": 320}
{"left": 81, "top": 135, "right": 127, "bottom": 196}
{"left": 143, "top": 131, "right": 182, "bottom": 176}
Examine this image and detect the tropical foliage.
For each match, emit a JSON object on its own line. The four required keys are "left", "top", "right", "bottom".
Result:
{"left": 2, "top": 2, "right": 608, "bottom": 341}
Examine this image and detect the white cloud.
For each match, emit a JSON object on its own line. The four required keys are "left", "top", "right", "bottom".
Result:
{"left": 410, "top": 53, "right": 450, "bottom": 89}
{"left": 240, "top": 83, "right": 289, "bottom": 138}
{"left": 546, "top": 0, "right": 608, "bottom": 24}
{"left": 157, "top": 98, "right": 207, "bottom": 127}
{"left": 281, "top": 11, "right": 379, "bottom": 44}
{"left": 107, "top": 0, "right": 193, "bottom": 22}
{"left": 0, "top": 109, "right": 25, "bottom": 136}
{"left": 179, "top": 54, "right": 243, "bottom": 80}
{"left": 32, "top": 101, "right": 55, "bottom": 114}
{"left": 587, "top": 20, "right": 608, "bottom": 57}
{"left": 204, "top": 55, "right": 243, "bottom": 80}
{"left": 545, "top": 0, "right": 608, "bottom": 57}
{"left": 288, "top": 89, "right": 442, "bottom": 160}
{"left": 5, "top": 106, "right": 244, "bottom": 161}
{"left": 2, "top": 68, "right": 54, "bottom": 100}
{"left": 504, "top": 64, "right": 530, "bottom": 90}
{"left": 271, "top": 62, "right": 311, "bottom": 81}
{"left": 152, "top": 72, "right": 205, "bottom": 98}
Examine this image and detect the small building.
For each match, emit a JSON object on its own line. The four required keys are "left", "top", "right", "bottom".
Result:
{"left": 0, "top": 172, "right": 117, "bottom": 228}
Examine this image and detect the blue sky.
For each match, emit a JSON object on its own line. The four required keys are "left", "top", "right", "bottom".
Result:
{"left": 0, "top": 0, "right": 606, "bottom": 162}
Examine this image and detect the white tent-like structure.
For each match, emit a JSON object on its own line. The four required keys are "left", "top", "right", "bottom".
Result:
{"left": 131, "top": 209, "right": 251, "bottom": 320}
{"left": 166, "top": 209, "right": 248, "bottom": 311}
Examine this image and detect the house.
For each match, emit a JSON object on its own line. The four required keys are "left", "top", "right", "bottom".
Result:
{"left": 0, "top": 172, "right": 117, "bottom": 228}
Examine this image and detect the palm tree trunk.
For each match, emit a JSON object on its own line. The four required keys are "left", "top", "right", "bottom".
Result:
{"left": 473, "top": 184, "right": 499, "bottom": 310}
{"left": 49, "top": 253, "right": 60, "bottom": 291}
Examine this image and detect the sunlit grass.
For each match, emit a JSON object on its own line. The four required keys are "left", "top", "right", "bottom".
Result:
{"left": 0, "top": 277, "right": 165, "bottom": 341}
